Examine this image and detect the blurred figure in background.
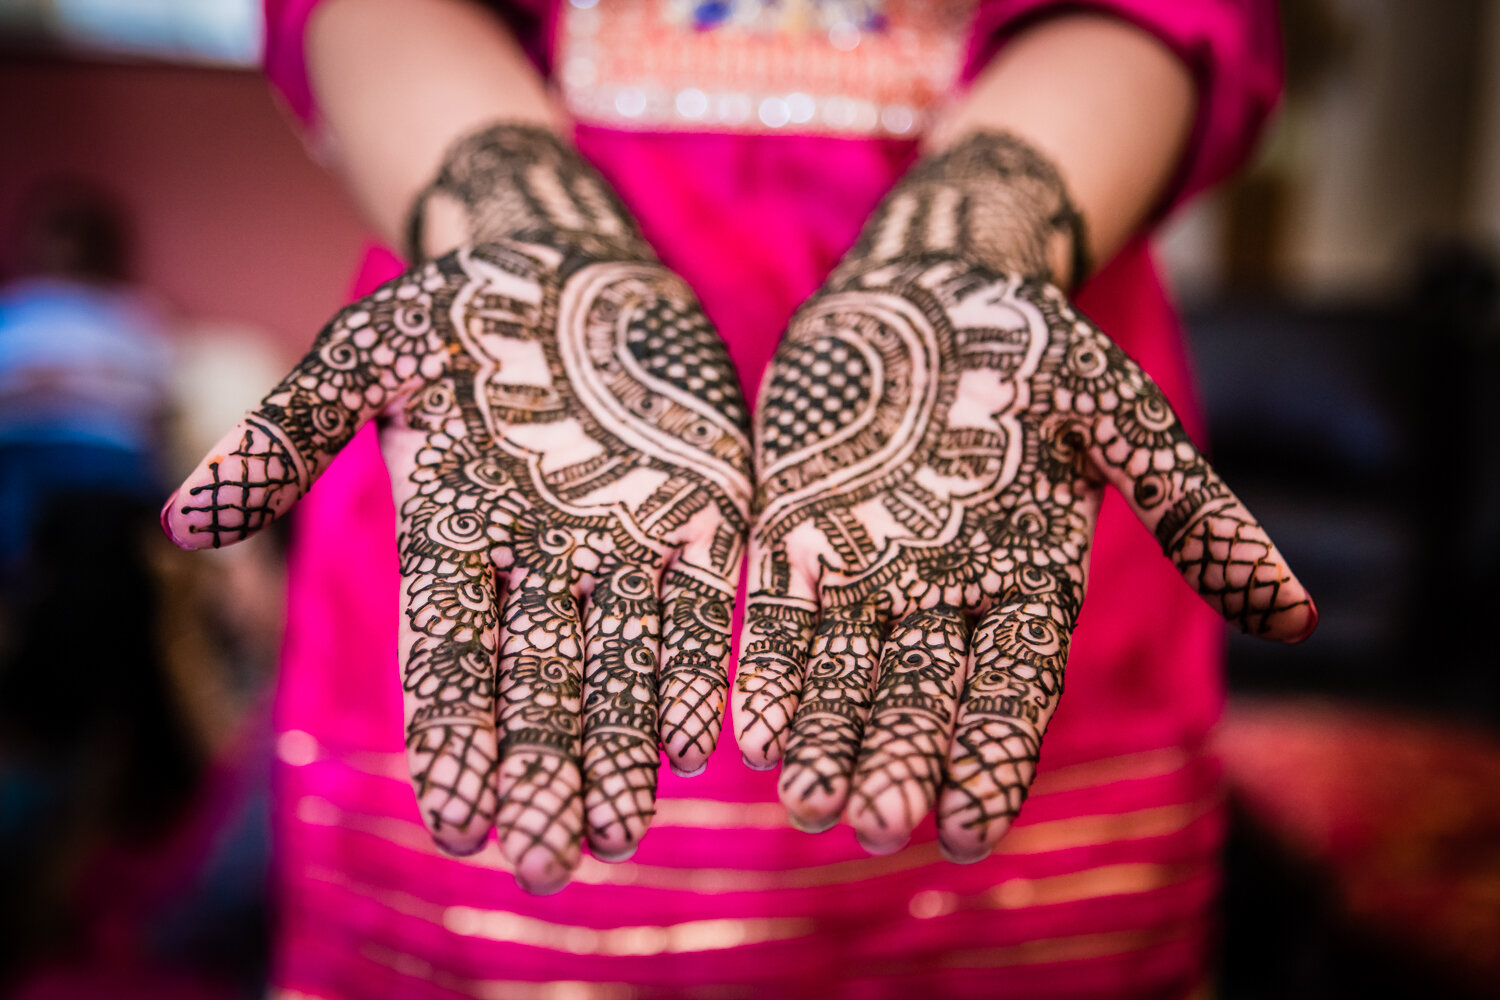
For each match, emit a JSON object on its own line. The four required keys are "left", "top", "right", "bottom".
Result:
{"left": 0, "top": 177, "right": 171, "bottom": 572}
{"left": 0, "top": 179, "right": 250, "bottom": 997}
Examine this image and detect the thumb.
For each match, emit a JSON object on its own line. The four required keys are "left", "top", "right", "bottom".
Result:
{"left": 162, "top": 264, "right": 449, "bottom": 549}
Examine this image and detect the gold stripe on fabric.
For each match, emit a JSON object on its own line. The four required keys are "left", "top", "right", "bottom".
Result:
{"left": 287, "top": 731, "right": 1201, "bottom": 833}
{"left": 307, "top": 863, "right": 1198, "bottom": 973}
{"left": 906, "top": 861, "right": 1200, "bottom": 918}
{"left": 360, "top": 941, "right": 762, "bottom": 999}
{"left": 305, "top": 865, "right": 812, "bottom": 956}
{"left": 1027, "top": 747, "right": 1192, "bottom": 795}
{"left": 360, "top": 942, "right": 639, "bottom": 999}
{"left": 296, "top": 794, "right": 1216, "bottom": 892}
{"left": 994, "top": 798, "right": 1219, "bottom": 857}
{"left": 982, "top": 861, "right": 1199, "bottom": 909}
{"left": 447, "top": 907, "right": 814, "bottom": 955}
{"left": 653, "top": 797, "right": 792, "bottom": 829}
{"left": 940, "top": 923, "right": 1194, "bottom": 969}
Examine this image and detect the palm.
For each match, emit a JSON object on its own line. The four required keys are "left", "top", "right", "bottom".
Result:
{"left": 166, "top": 240, "right": 750, "bottom": 891}
{"left": 735, "top": 254, "right": 1311, "bottom": 860}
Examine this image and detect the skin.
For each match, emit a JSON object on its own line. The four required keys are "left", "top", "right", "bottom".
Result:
{"left": 166, "top": 3, "right": 1315, "bottom": 889}
{"left": 164, "top": 128, "right": 751, "bottom": 892}
{"left": 734, "top": 18, "right": 1315, "bottom": 862}
{"left": 304, "top": 0, "right": 565, "bottom": 255}
{"left": 734, "top": 133, "right": 1314, "bottom": 861}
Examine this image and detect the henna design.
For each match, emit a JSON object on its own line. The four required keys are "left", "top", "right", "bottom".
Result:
{"left": 166, "top": 126, "right": 750, "bottom": 891}
{"left": 405, "top": 124, "right": 648, "bottom": 264}
{"left": 836, "top": 130, "right": 1091, "bottom": 287}
{"left": 736, "top": 131, "right": 1313, "bottom": 860}
{"left": 846, "top": 605, "right": 967, "bottom": 852}
{"left": 493, "top": 577, "right": 584, "bottom": 893}
{"left": 777, "top": 604, "right": 882, "bottom": 829}
{"left": 658, "top": 567, "right": 736, "bottom": 773}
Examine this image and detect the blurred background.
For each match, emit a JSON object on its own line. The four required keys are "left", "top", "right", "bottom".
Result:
{"left": 0, "top": 0, "right": 1497, "bottom": 997}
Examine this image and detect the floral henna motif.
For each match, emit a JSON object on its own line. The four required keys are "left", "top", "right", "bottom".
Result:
{"left": 776, "top": 605, "right": 882, "bottom": 829}
{"left": 168, "top": 238, "right": 750, "bottom": 887}
{"left": 493, "top": 579, "right": 585, "bottom": 892}
{"left": 938, "top": 583, "right": 1073, "bottom": 862}
{"left": 846, "top": 604, "right": 968, "bottom": 853}
{"left": 736, "top": 131, "right": 1314, "bottom": 861}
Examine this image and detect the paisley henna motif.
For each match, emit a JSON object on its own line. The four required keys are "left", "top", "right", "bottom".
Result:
{"left": 167, "top": 127, "right": 750, "bottom": 892}
{"left": 737, "top": 131, "right": 1314, "bottom": 862}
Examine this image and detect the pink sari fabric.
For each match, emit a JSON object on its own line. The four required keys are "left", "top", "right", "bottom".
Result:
{"left": 263, "top": 2, "right": 1281, "bottom": 997}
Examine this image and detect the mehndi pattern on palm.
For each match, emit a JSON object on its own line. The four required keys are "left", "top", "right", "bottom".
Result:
{"left": 166, "top": 239, "right": 750, "bottom": 893}
{"left": 737, "top": 252, "right": 1312, "bottom": 861}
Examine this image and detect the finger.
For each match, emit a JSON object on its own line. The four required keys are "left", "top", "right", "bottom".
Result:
{"left": 937, "top": 583, "right": 1076, "bottom": 864}
{"left": 1063, "top": 323, "right": 1315, "bottom": 640}
{"left": 400, "top": 553, "right": 502, "bottom": 856}
{"left": 162, "top": 265, "right": 446, "bottom": 550}
{"left": 776, "top": 603, "right": 882, "bottom": 833}
{"left": 494, "top": 574, "right": 585, "bottom": 894}
{"left": 657, "top": 564, "right": 735, "bottom": 778}
{"left": 733, "top": 544, "right": 819, "bottom": 769}
{"left": 846, "top": 605, "right": 968, "bottom": 855}
{"left": 580, "top": 562, "right": 662, "bottom": 862}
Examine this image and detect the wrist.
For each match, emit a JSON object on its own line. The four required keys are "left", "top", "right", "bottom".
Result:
{"left": 404, "top": 123, "right": 648, "bottom": 263}
{"left": 840, "top": 130, "right": 1090, "bottom": 289}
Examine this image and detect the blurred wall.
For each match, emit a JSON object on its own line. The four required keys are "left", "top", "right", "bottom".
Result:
{"left": 1160, "top": 0, "right": 1497, "bottom": 302}
{"left": 0, "top": 56, "right": 368, "bottom": 359}
{"left": 1282, "top": 0, "right": 1486, "bottom": 295}
{"left": 1475, "top": 2, "right": 1500, "bottom": 242}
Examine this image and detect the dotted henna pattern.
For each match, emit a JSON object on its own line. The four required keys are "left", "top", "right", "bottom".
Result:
{"left": 167, "top": 126, "right": 751, "bottom": 892}
{"left": 736, "top": 132, "right": 1313, "bottom": 863}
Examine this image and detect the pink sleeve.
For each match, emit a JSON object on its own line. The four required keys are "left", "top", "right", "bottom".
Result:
{"left": 263, "top": 0, "right": 321, "bottom": 127}
{"left": 261, "top": 0, "right": 554, "bottom": 130}
{"left": 965, "top": 0, "right": 1283, "bottom": 217}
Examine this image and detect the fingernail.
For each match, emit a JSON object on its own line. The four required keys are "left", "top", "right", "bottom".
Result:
{"left": 159, "top": 490, "right": 181, "bottom": 546}
{"left": 1290, "top": 597, "right": 1319, "bottom": 644}
{"left": 669, "top": 761, "right": 708, "bottom": 778}
{"left": 434, "top": 835, "right": 489, "bottom": 858}
{"left": 591, "top": 841, "right": 639, "bottom": 864}
{"left": 517, "top": 869, "right": 570, "bottom": 896}
{"left": 939, "top": 841, "right": 991, "bottom": 865}
{"left": 788, "top": 812, "right": 837, "bottom": 834}
{"left": 855, "top": 830, "right": 909, "bottom": 856}
{"left": 742, "top": 753, "right": 778, "bottom": 772}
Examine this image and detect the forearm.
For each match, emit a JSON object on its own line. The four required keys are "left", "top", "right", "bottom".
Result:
{"left": 919, "top": 12, "right": 1198, "bottom": 286}
{"left": 306, "top": 0, "right": 582, "bottom": 257}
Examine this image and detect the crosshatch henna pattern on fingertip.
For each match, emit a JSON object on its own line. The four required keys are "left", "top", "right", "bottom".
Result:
{"left": 738, "top": 131, "right": 1314, "bottom": 860}
{"left": 167, "top": 127, "right": 751, "bottom": 888}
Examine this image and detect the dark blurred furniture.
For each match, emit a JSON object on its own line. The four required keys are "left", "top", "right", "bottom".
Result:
{"left": 1185, "top": 243, "right": 1500, "bottom": 726}
{"left": 1185, "top": 245, "right": 1500, "bottom": 998}
{"left": 1216, "top": 700, "right": 1500, "bottom": 1000}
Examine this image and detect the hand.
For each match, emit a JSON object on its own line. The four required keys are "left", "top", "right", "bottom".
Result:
{"left": 733, "top": 133, "right": 1314, "bottom": 863}
{"left": 164, "top": 236, "right": 750, "bottom": 892}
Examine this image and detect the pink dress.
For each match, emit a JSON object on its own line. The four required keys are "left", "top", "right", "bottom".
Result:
{"left": 261, "top": 2, "right": 1281, "bottom": 996}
